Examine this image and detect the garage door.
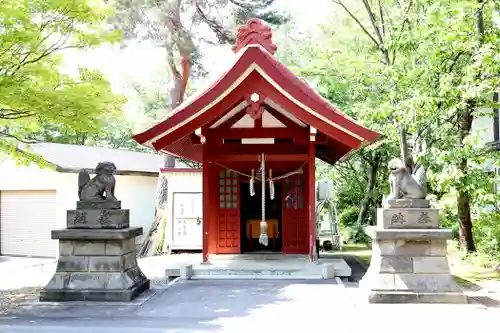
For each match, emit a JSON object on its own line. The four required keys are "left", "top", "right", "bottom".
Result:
{"left": 1, "top": 190, "right": 57, "bottom": 257}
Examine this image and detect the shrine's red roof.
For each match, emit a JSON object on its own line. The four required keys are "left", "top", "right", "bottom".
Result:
{"left": 133, "top": 19, "right": 380, "bottom": 164}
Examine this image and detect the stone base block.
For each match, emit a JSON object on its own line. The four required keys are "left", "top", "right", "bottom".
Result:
{"left": 378, "top": 208, "right": 439, "bottom": 229}
{"left": 67, "top": 209, "right": 129, "bottom": 229}
{"left": 42, "top": 227, "right": 149, "bottom": 302}
{"left": 387, "top": 199, "right": 430, "bottom": 208}
{"left": 372, "top": 229, "right": 452, "bottom": 241}
{"left": 52, "top": 227, "right": 143, "bottom": 241}
{"left": 360, "top": 271, "right": 462, "bottom": 291}
{"left": 77, "top": 200, "right": 122, "bottom": 210}
{"left": 45, "top": 264, "right": 148, "bottom": 288}
{"left": 361, "top": 269, "right": 467, "bottom": 304}
{"left": 40, "top": 278, "right": 150, "bottom": 302}
{"left": 58, "top": 238, "right": 137, "bottom": 256}
{"left": 361, "top": 225, "right": 467, "bottom": 304}
{"left": 372, "top": 236, "right": 449, "bottom": 257}
{"left": 367, "top": 291, "right": 467, "bottom": 304}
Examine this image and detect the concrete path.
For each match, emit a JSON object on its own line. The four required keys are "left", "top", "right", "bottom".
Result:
{"left": 0, "top": 255, "right": 168, "bottom": 312}
{"left": 0, "top": 279, "right": 499, "bottom": 333}
{"left": 0, "top": 255, "right": 169, "bottom": 293}
{"left": 1, "top": 256, "right": 500, "bottom": 333}
{"left": 0, "top": 257, "right": 55, "bottom": 291}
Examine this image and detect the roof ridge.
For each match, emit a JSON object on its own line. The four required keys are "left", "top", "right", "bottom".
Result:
{"left": 232, "top": 18, "right": 277, "bottom": 55}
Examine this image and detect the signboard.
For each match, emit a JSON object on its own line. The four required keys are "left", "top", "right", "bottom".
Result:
{"left": 172, "top": 192, "right": 203, "bottom": 249}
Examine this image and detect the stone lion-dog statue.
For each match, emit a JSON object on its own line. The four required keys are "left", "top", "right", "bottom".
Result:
{"left": 387, "top": 157, "right": 427, "bottom": 200}
{"left": 78, "top": 161, "right": 118, "bottom": 201}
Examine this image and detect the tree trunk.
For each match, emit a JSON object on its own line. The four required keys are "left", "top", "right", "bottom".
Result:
{"left": 397, "top": 125, "right": 416, "bottom": 173}
{"left": 456, "top": 106, "right": 476, "bottom": 252}
{"left": 139, "top": 43, "right": 192, "bottom": 257}
{"left": 453, "top": 1, "right": 484, "bottom": 253}
{"left": 357, "top": 162, "right": 378, "bottom": 225}
{"left": 457, "top": 189, "right": 475, "bottom": 252}
{"left": 138, "top": 171, "right": 169, "bottom": 257}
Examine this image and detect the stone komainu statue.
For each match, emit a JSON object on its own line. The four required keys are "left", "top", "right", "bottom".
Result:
{"left": 78, "top": 161, "right": 118, "bottom": 201}
{"left": 387, "top": 157, "right": 427, "bottom": 200}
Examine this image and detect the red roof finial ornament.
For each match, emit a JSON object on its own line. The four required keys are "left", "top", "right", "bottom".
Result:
{"left": 232, "top": 18, "right": 277, "bottom": 55}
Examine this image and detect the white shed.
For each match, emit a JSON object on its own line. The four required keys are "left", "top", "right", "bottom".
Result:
{"left": 0, "top": 143, "right": 165, "bottom": 258}
{"left": 161, "top": 168, "right": 203, "bottom": 252}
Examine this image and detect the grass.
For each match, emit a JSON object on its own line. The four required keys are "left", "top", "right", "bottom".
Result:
{"left": 331, "top": 242, "right": 372, "bottom": 265}
{"left": 325, "top": 240, "right": 500, "bottom": 288}
{"left": 447, "top": 241, "right": 500, "bottom": 287}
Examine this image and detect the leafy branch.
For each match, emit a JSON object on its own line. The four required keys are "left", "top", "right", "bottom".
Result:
{"left": 0, "top": 108, "right": 35, "bottom": 119}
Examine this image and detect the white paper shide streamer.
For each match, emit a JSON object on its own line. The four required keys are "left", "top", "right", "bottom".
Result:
{"left": 259, "top": 153, "right": 268, "bottom": 246}
{"left": 249, "top": 169, "right": 255, "bottom": 197}
{"left": 269, "top": 169, "right": 274, "bottom": 200}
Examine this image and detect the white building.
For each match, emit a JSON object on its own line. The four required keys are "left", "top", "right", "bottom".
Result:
{"left": 470, "top": 96, "right": 500, "bottom": 204}
{"left": 0, "top": 143, "right": 165, "bottom": 258}
{"left": 472, "top": 101, "right": 498, "bottom": 172}
{"left": 160, "top": 168, "right": 202, "bottom": 252}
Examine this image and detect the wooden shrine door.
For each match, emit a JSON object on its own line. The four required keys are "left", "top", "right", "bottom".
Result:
{"left": 216, "top": 169, "right": 241, "bottom": 254}
{"left": 282, "top": 175, "right": 308, "bottom": 254}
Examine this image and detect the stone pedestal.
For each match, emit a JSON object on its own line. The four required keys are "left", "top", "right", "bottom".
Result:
{"left": 40, "top": 201, "right": 150, "bottom": 302}
{"left": 360, "top": 199, "right": 467, "bottom": 304}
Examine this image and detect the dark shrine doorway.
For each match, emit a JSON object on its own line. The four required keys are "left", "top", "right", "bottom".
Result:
{"left": 240, "top": 181, "right": 282, "bottom": 253}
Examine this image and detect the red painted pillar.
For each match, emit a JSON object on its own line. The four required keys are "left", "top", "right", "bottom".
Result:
{"left": 308, "top": 137, "right": 317, "bottom": 262}
{"left": 202, "top": 152, "right": 210, "bottom": 263}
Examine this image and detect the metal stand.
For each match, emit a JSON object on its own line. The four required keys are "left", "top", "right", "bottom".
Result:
{"left": 316, "top": 198, "right": 342, "bottom": 251}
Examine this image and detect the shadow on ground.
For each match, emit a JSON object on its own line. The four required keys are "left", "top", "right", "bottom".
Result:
{"left": 0, "top": 279, "right": 340, "bottom": 332}
{"left": 337, "top": 255, "right": 367, "bottom": 284}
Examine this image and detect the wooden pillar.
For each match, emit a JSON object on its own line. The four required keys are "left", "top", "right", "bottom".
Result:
{"left": 202, "top": 150, "right": 210, "bottom": 263}
{"left": 308, "top": 127, "right": 317, "bottom": 262}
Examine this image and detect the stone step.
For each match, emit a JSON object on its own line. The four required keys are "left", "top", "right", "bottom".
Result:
{"left": 166, "top": 267, "right": 301, "bottom": 276}
{"left": 165, "top": 259, "right": 350, "bottom": 280}
{"left": 168, "top": 267, "right": 323, "bottom": 280}
{"left": 193, "top": 268, "right": 303, "bottom": 276}
{"left": 192, "top": 274, "right": 323, "bottom": 280}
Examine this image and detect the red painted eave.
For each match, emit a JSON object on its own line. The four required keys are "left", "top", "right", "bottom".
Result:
{"left": 255, "top": 47, "right": 380, "bottom": 144}
{"left": 132, "top": 44, "right": 380, "bottom": 149}
{"left": 133, "top": 45, "right": 380, "bottom": 163}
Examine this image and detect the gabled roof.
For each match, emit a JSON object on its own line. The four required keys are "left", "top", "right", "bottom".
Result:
{"left": 133, "top": 19, "right": 380, "bottom": 164}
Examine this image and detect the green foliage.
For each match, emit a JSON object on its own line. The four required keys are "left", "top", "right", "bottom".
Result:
{"left": 0, "top": 0, "right": 125, "bottom": 161}
{"left": 338, "top": 206, "right": 370, "bottom": 244}
{"left": 304, "top": 0, "right": 500, "bottom": 253}
{"left": 342, "top": 223, "right": 371, "bottom": 244}
{"left": 229, "top": 0, "right": 290, "bottom": 26}
{"left": 473, "top": 212, "right": 500, "bottom": 258}
{"left": 338, "top": 206, "right": 360, "bottom": 227}
{"left": 439, "top": 205, "right": 460, "bottom": 240}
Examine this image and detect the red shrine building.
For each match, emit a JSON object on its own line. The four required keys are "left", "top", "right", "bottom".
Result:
{"left": 134, "top": 19, "right": 380, "bottom": 262}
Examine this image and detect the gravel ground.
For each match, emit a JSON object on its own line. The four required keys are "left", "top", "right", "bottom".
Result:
{"left": 0, "top": 288, "right": 41, "bottom": 314}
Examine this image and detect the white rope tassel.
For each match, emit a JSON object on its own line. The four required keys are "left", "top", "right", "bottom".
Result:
{"left": 269, "top": 169, "right": 275, "bottom": 200}
{"left": 250, "top": 169, "right": 255, "bottom": 197}
{"left": 259, "top": 153, "right": 268, "bottom": 246}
